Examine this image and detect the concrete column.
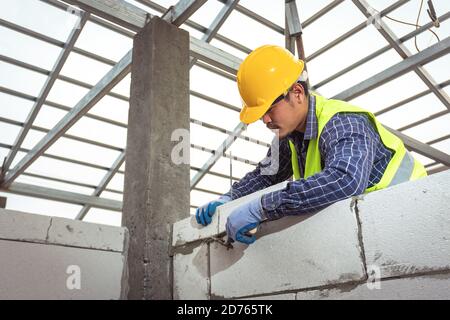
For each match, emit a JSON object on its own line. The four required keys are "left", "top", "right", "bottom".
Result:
{"left": 123, "top": 17, "right": 190, "bottom": 300}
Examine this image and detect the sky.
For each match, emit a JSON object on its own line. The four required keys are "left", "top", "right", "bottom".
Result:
{"left": 0, "top": 0, "right": 449, "bottom": 226}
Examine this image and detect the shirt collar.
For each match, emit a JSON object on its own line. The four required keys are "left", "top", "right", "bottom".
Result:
{"left": 304, "top": 95, "right": 318, "bottom": 140}
{"left": 288, "top": 95, "right": 317, "bottom": 141}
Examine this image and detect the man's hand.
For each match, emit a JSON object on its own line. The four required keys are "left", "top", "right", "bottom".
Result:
{"left": 226, "top": 197, "right": 265, "bottom": 245}
{"left": 195, "top": 195, "right": 231, "bottom": 226}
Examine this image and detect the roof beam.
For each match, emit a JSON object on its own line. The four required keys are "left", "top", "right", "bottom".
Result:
{"left": 62, "top": 0, "right": 241, "bottom": 73}
{"left": 0, "top": 116, "right": 123, "bottom": 152}
{"left": 42, "top": 0, "right": 135, "bottom": 37}
{"left": 397, "top": 110, "right": 449, "bottom": 132}
{"left": 1, "top": 14, "right": 89, "bottom": 177}
{"left": 136, "top": 0, "right": 252, "bottom": 54}
{"left": 1, "top": 0, "right": 218, "bottom": 189}
{"left": 0, "top": 139, "right": 243, "bottom": 190}
{"left": 0, "top": 79, "right": 266, "bottom": 149}
{"left": 0, "top": 142, "right": 117, "bottom": 173}
{"left": 0, "top": 182, "right": 122, "bottom": 211}
{"left": 21, "top": 172, "right": 121, "bottom": 194}
{"left": 333, "top": 36, "right": 450, "bottom": 101}
{"left": 75, "top": 151, "right": 125, "bottom": 220}
{"left": 352, "top": 0, "right": 450, "bottom": 111}
{"left": 302, "top": 0, "right": 344, "bottom": 28}
{"left": 1, "top": 50, "right": 132, "bottom": 188}
{"left": 0, "top": 0, "right": 241, "bottom": 189}
{"left": 385, "top": 128, "right": 450, "bottom": 166}
{"left": 0, "top": 17, "right": 117, "bottom": 66}
{"left": 0, "top": 17, "right": 237, "bottom": 82}
{"left": 18, "top": 171, "right": 228, "bottom": 197}
{"left": 285, "top": 0, "right": 310, "bottom": 87}
{"left": 427, "top": 134, "right": 450, "bottom": 146}
{"left": 191, "top": 141, "right": 256, "bottom": 166}
{"left": 284, "top": 1, "right": 296, "bottom": 54}
{"left": 0, "top": 171, "right": 227, "bottom": 210}
{"left": 189, "top": 0, "right": 240, "bottom": 68}
{"left": 61, "top": 0, "right": 149, "bottom": 31}
{"left": 191, "top": 119, "right": 269, "bottom": 147}
{"left": 307, "top": 0, "right": 409, "bottom": 62}
{"left": 0, "top": 84, "right": 128, "bottom": 129}
{"left": 190, "top": 122, "right": 247, "bottom": 189}
{"left": 312, "top": 10, "right": 450, "bottom": 90}
{"left": 53, "top": 0, "right": 251, "bottom": 56}
{"left": 375, "top": 79, "right": 450, "bottom": 116}
{"left": 161, "top": 0, "right": 207, "bottom": 26}
{"left": 62, "top": 0, "right": 207, "bottom": 28}
{"left": 189, "top": 36, "right": 241, "bottom": 74}
{"left": 427, "top": 166, "right": 449, "bottom": 175}
{"left": 285, "top": 0, "right": 302, "bottom": 37}
{"left": 217, "top": 0, "right": 284, "bottom": 34}
{"left": 0, "top": 53, "right": 124, "bottom": 102}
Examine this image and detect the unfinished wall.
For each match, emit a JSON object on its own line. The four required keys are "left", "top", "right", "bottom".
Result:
{"left": 172, "top": 170, "right": 450, "bottom": 300}
{"left": 0, "top": 209, "right": 129, "bottom": 300}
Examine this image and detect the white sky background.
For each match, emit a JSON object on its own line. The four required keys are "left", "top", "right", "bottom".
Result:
{"left": 0, "top": 0, "right": 449, "bottom": 226}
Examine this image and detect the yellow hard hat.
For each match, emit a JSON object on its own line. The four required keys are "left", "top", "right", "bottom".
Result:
{"left": 237, "top": 45, "right": 304, "bottom": 124}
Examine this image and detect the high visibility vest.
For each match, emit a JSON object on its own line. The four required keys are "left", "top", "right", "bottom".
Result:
{"left": 288, "top": 94, "right": 427, "bottom": 193}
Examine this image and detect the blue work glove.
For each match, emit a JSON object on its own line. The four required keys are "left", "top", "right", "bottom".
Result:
{"left": 196, "top": 195, "right": 231, "bottom": 226}
{"left": 226, "top": 197, "right": 265, "bottom": 245}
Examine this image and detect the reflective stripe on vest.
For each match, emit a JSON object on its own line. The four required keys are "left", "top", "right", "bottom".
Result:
{"left": 389, "top": 151, "right": 414, "bottom": 187}
{"left": 288, "top": 94, "right": 427, "bottom": 192}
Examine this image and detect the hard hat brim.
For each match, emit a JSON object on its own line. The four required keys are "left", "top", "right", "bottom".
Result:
{"left": 240, "top": 102, "right": 271, "bottom": 124}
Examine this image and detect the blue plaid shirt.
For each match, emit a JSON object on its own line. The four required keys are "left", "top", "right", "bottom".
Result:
{"left": 224, "top": 95, "right": 392, "bottom": 220}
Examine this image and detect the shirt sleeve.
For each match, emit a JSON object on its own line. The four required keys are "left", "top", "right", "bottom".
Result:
{"left": 223, "top": 137, "right": 294, "bottom": 200}
{"left": 261, "top": 113, "right": 378, "bottom": 220}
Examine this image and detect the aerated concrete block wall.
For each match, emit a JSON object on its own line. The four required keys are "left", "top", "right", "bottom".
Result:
{"left": 172, "top": 170, "right": 450, "bottom": 300}
{"left": 0, "top": 209, "right": 129, "bottom": 300}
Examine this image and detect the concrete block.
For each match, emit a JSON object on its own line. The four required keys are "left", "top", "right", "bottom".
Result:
{"left": 296, "top": 272, "right": 450, "bottom": 300}
{"left": 172, "top": 182, "right": 289, "bottom": 247}
{"left": 0, "top": 208, "right": 51, "bottom": 243}
{"left": 173, "top": 244, "right": 209, "bottom": 300}
{"left": 0, "top": 209, "right": 127, "bottom": 252}
{"left": 0, "top": 239, "right": 125, "bottom": 299}
{"left": 48, "top": 217, "right": 127, "bottom": 252}
{"left": 217, "top": 181, "right": 288, "bottom": 234}
{"left": 210, "top": 198, "right": 365, "bottom": 298}
{"left": 172, "top": 214, "right": 219, "bottom": 247}
{"left": 358, "top": 170, "right": 450, "bottom": 279}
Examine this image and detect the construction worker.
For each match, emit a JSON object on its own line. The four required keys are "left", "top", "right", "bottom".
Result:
{"left": 195, "top": 45, "right": 427, "bottom": 245}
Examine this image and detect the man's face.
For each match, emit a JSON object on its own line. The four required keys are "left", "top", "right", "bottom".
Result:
{"left": 261, "top": 84, "right": 308, "bottom": 138}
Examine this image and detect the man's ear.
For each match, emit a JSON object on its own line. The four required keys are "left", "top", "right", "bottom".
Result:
{"left": 293, "top": 83, "right": 306, "bottom": 104}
